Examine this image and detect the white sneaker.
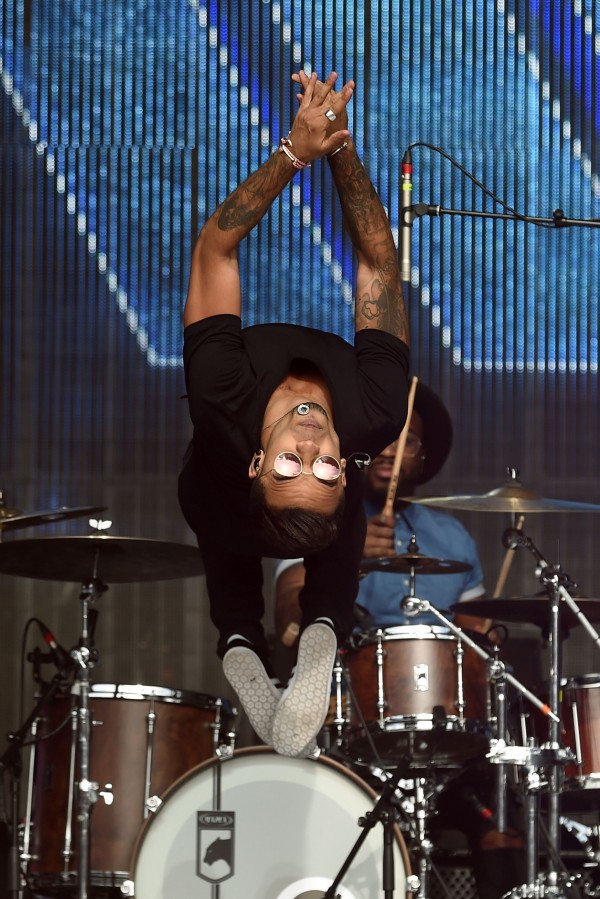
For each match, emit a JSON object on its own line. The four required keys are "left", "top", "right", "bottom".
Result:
{"left": 272, "top": 622, "right": 337, "bottom": 757}
{"left": 223, "top": 646, "right": 281, "bottom": 745}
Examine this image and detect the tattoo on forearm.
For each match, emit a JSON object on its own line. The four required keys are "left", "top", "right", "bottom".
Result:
{"left": 332, "top": 153, "right": 389, "bottom": 240}
{"left": 356, "top": 269, "right": 409, "bottom": 340}
{"left": 331, "top": 151, "right": 409, "bottom": 343}
{"left": 217, "top": 155, "right": 287, "bottom": 231}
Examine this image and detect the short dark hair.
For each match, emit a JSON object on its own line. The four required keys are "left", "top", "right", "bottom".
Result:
{"left": 249, "top": 478, "right": 346, "bottom": 556}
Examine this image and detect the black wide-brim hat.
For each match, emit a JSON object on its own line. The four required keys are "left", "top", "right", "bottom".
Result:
{"left": 413, "top": 382, "right": 453, "bottom": 485}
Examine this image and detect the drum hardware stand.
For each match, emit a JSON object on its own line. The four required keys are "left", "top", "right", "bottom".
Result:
{"left": 1, "top": 653, "right": 77, "bottom": 898}
{"left": 499, "top": 526, "right": 600, "bottom": 897}
{"left": 70, "top": 573, "right": 107, "bottom": 899}
{"left": 401, "top": 775, "right": 439, "bottom": 899}
{"left": 487, "top": 743, "right": 579, "bottom": 898}
{"left": 487, "top": 652, "right": 509, "bottom": 833}
{"left": 322, "top": 754, "right": 417, "bottom": 899}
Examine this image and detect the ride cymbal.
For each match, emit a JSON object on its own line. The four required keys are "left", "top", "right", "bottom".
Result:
{"left": 0, "top": 536, "right": 204, "bottom": 583}
{"left": 0, "top": 505, "right": 108, "bottom": 532}
{"left": 402, "top": 477, "right": 600, "bottom": 513}
{"left": 360, "top": 553, "right": 473, "bottom": 576}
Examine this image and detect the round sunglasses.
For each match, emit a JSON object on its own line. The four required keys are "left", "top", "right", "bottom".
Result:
{"left": 269, "top": 451, "right": 342, "bottom": 482}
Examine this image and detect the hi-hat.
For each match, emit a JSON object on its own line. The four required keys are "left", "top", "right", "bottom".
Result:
{"left": 452, "top": 596, "right": 600, "bottom": 631}
{"left": 0, "top": 505, "right": 108, "bottom": 532}
{"left": 402, "top": 470, "right": 600, "bottom": 513}
{"left": 361, "top": 553, "right": 472, "bottom": 576}
{"left": 0, "top": 536, "right": 204, "bottom": 583}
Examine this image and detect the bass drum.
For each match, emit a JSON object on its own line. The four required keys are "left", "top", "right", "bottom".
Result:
{"left": 125, "top": 746, "right": 411, "bottom": 898}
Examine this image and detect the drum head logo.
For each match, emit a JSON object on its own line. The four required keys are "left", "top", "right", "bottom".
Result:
{"left": 197, "top": 811, "right": 235, "bottom": 883}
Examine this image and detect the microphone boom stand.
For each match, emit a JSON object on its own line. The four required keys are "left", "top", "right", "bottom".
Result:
{"left": 323, "top": 754, "right": 413, "bottom": 899}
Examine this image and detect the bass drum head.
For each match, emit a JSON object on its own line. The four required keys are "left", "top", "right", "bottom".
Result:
{"left": 129, "top": 746, "right": 410, "bottom": 898}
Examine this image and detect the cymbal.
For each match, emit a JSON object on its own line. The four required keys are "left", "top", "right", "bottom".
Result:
{"left": 360, "top": 553, "right": 473, "bottom": 576}
{"left": 0, "top": 505, "right": 23, "bottom": 520}
{"left": 451, "top": 596, "right": 600, "bottom": 630}
{"left": 401, "top": 474, "right": 600, "bottom": 513}
{"left": 0, "top": 536, "right": 204, "bottom": 583}
{"left": 0, "top": 505, "right": 108, "bottom": 532}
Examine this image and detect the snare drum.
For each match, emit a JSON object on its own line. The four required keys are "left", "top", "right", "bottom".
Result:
{"left": 24, "top": 683, "right": 236, "bottom": 890}
{"left": 343, "top": 625, "right": 490, "bottom": 767}
{"left": 124, "top": 746, "right": 411, "bottom": 898}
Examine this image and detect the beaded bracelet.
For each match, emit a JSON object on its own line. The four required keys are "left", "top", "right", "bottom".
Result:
{"left": 279, "top": 134, "right": 310, "bottom": 170}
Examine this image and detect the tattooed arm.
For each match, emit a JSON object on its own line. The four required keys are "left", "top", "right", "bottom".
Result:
{"left": 184, "top": 72, "right": 353, "bottom": 326}
{"left": 329, "top": 142, "right": 409, "bottom": 344}
{"left": 291, "top": 69, "right": 408, "bottom": 344}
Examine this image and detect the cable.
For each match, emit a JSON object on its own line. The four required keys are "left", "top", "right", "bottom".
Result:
{"left": 408, "top": 141, "right": 556, "bottom": 228}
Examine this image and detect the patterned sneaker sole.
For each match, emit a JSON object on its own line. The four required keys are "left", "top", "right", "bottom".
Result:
{"left": 272, "top": 623, "right": 337, "bottom": 757}
{"left": 223, "top": 647, "right": 280, "bottom": 745}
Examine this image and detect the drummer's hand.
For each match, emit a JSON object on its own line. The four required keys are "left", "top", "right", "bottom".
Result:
{"left": 363, "top": 513, "right": 396, "bottom": 558}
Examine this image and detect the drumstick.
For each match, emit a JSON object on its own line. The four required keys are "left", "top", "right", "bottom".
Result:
{"left": 382, "top": 376, "right": 419, "bottom": 519}
{"left": 479, "top": 513, "right": 526, "bottom": 632}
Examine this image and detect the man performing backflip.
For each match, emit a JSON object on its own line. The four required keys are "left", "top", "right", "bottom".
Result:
{"left": 178, "top": 70, "right": 410, "bottom": 757}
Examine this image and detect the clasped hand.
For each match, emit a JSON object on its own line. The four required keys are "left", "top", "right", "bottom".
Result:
{"left": 287, "top": 70, "right": 354, "bottom": 162}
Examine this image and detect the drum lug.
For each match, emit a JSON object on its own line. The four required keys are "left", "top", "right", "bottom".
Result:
{"left": 120, "top": 879, "right": 135, "bottom": 896}
{"left": 216, "top": 740, "right": 236, "bottom": 761}
{"left": 99, "top": 784, "right": 114, "bottom": 806}
{"left": 145, "top": 795, "right": 162, "bottom": 814}
{"left": 406, "top": 874, "right": 420, "bottom": 893}
{"left": 79, "top": 778, "right": 99, "bottom": 803}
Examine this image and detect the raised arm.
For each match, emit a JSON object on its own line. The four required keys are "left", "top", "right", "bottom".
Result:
{"left": 292, "top": 71, "right": 409, "bottom": 344}
{"left": 184, "top": 72, "right": 353, "bottom": 326}
{"left": 329, "top": 142, "right": 409, "bottom": 344}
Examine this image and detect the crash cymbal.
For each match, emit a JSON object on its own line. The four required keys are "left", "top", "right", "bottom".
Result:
{"left": 0, "top": 536, "right": 204, "bottom": 583}
{"left": 452, "top": 596, "right": 600, "bottom": 630}
{"left": 361, "top": 553, "right": 473, "bottom": 576}
{"left": 403, "top": 483, "right": 600, "bottom": 513}
{"left": 0, "top": 505, "right": 108, "bottom": 532}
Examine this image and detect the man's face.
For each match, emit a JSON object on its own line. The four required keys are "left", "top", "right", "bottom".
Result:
{"left": 251, "top": 406, "right": 347, "bottom": 514}
{"left": 364, "top": 409, "right": 425, "bottom": 504}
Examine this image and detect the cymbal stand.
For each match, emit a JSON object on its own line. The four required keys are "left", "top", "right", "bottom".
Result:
{"left": 486, "top": 744, "right": 576, "bottom": 898}
{"left": 501, "top": 527, "right": 596, "bottom": 895}
{"left": 72, "top": 574, "right": 105, "bottom": 899}
{"left": 488, "top": 652, "right": 509, "bottom": 833}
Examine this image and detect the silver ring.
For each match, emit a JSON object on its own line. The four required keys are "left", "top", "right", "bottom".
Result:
{"left": 324, "top": 108, "right": 337, "bottom": 122}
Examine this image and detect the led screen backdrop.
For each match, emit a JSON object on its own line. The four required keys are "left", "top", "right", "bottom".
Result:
{"left": 1, "top": 1, "right": 600, "bottom": 742}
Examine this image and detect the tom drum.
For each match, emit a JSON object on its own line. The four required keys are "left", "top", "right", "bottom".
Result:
{"left": 343, "top": 625, "right": 490, "bottom": 767}
{"left": 24, "top": 682, "right": 236, "bottom": 890}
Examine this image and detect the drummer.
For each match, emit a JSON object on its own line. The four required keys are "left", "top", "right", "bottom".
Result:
{"left": 274, "top": 382, "right": 488, "bottom": 644}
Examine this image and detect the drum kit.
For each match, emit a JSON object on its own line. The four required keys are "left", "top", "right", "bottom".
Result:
{"left": 2, "top": 471, "right": 600, "bottom": 898}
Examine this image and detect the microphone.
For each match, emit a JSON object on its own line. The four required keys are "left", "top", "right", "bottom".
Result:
{"left": 459, "top": 786, "right": 495, "bottom": 824}
{"left": 400, "top": 149, "right": 413, "bottom": 283}
{"left": 35, "top": 619, "right": 73, "bottom": 670}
